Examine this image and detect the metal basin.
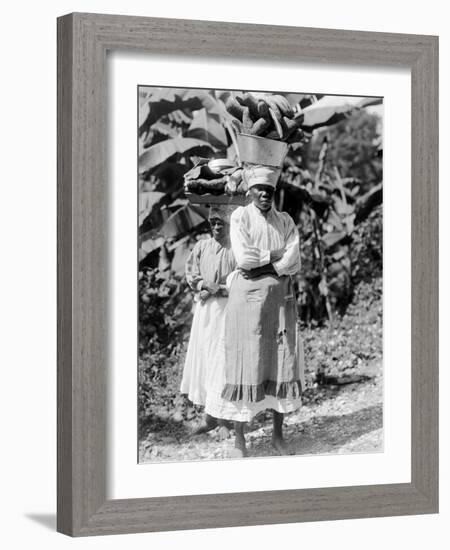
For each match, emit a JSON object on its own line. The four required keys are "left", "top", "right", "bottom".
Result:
{"left": 236, "top": 133, "right": 289, "bottom": 167}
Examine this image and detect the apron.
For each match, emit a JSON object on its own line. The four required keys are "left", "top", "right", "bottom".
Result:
{"left": 221, "top": 272, "right": 302, "bottom": 403}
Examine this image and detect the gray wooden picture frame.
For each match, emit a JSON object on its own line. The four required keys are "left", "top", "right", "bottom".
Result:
{"left": 57, "top": 12, "right": 438, "bottom": 537}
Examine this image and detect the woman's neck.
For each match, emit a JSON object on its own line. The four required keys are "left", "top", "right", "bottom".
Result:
{"left": 214, "top": 236, "right": 230, "bottom": 247}
{"left": 252, "top": 202, "right": 272, "bottom": 217}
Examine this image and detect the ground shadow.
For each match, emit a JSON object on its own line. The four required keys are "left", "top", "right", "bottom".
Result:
{"left": 250, "top": 404, "right": 383, "bottom": 457}
{"left": 139, "top": 412, "right": 193, "bottom": 441}
{"left": 25, "top": 513, "right": 56, "bottom": 531}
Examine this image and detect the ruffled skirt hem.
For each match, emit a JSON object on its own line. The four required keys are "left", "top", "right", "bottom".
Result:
{"left": 221, "top": 379, "right": 302, "bottom": 403}
{"left": 205, "top": 393, "right": 302, "bottom": 422}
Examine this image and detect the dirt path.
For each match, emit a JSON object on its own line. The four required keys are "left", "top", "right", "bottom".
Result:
{"left": 139, "top": 361, "right": 382, "bottom": 463}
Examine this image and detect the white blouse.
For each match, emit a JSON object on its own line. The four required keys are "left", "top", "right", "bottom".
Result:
{"left": 229, "top": 202, "right": 301, "bottom": 276}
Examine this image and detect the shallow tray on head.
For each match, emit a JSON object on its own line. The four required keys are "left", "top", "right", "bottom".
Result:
{"left": 236, "top": 133, "right": 289, "bottom": 167}
{"left": 185, "top": 192, "right": 249, "bottom": 207}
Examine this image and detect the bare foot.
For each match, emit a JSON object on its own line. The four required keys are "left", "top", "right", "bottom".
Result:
{"left": 229, "top": 446, "right": 248, "bottom": 458}
{"left": 230, "top": 432, "right": 248, "bottom": 458}
{"left": 192, "top": 415, "right": 218, "bottom": 436}
{"left": 216, "top": 425, "right": 231, "bottom": 441}
{"left": 271, "top": 436, "right": 292, "bottom": 455}
{"left": 231, "top": 421, "right": 248, "bottom": 457}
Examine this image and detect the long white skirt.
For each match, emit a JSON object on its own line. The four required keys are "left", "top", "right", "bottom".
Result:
{"left": 180, "top": 296, "right": 227, "bottom": 406}
{"left": 181, "top": 295, "right": 305, "bottom": 422}
{"left": 204, "top": 323, "right": 305, "bottom": 423}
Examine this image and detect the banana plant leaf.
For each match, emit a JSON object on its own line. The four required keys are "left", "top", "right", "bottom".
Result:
{"left": 300, "top": 96, "right": 382, "bottom": 131}
{"left": 142, "top": 162, "right": 188, "bottom": 194}
{"left": 186, "top": 108, "right": 228, "bottom": 150}
{"left": 139, "top": 191, "right": 166, "bottom": 227}
{"left": 139, "top": 88, "right": 221, "bottom": 135}
{"left": 321, "top": 230, "right": 348, "bottom": 249}
{"left": 333, "top": 197, "right": 355, "bottom": 216}
{"left": 160, "top": 204, "right": 208, "bottom": 239}
{"left": 139, "top": 88, "right": 200, "bottom": 130}
{"left": 326, "top": 209, "right": 345, "bottom": 232}
{"left": 140, "top": 235, "right": 165, "bottom": 254}
{"left": 354, "top": 183, "right": 383, "bottom": 224}
{"left": 170, "top": 238, "right": 195, "bottom": 275}
{"left": 139, "top": 137, "right": 214, "bottom": 172}
{"left": 285, "top": 93, "right": 324, "bottom": 111}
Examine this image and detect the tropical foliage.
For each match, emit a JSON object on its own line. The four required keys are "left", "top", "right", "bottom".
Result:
{"left": 138, "top": 87, "right": 383, "bottom": 424}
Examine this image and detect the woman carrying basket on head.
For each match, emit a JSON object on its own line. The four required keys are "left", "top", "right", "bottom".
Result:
{"left": 205, "top": 164, "right": 305, "bottom": 457}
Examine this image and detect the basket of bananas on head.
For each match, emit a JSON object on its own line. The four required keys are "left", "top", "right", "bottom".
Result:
{"left": 184, "top": 92, "right": 303, "bottom": 206}
{"left": 183, "top": 157, "right": 248, "bottom": 206}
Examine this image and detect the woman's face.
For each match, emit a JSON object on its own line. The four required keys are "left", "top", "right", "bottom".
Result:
{"left": 209, "top": 217, "right": 227, "bottom": 241}
{"left": 249, "top": 184, "right": 275, "bottom": 211}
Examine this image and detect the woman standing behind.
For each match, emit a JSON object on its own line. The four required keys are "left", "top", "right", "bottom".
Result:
{"left": 180, "top": 206, "right": 236, "bottom": 435}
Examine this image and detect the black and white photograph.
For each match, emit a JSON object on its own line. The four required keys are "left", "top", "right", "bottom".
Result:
{"left": 138, "top": 86, "right": 383, "bottom": 463}
{"left": 3, "top": 0, "right": 444, "bottom": 544}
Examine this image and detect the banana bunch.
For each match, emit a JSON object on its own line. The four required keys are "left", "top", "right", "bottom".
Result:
{"left": 184, "top": 158, "right": 246, "bottom": 196}
{"left": 225, "top": 92, "right": 304, "bottom": 143}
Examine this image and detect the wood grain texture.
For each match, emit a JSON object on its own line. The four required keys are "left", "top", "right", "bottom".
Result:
{"left": 57, "top": 13, "right": 74, "bottom": 535}
{"left": 77, "top": 484, "right": 433, "bottom": 536}
{"left": 57, "top": 12, "right": 439, "bottom": 537}
{"left": 410, "top": 36, "right": 439, "bottom": 506}
{"left": 58, "top": 12, "right": 108, "bottom": 535}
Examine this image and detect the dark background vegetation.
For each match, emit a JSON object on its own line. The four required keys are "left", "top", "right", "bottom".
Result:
{"left": 137, "top": 88, "right": 383, "bottom": 433}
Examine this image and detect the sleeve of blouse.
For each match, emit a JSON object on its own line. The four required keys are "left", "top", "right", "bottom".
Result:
{"left": 185, "top": 241, "right": 204, "bottom": 291}
{"left": 272, "top": 215, "right": 301, "bottom": 276}
{"left": 230, "top": 208, "right": 271, "bottom": 270}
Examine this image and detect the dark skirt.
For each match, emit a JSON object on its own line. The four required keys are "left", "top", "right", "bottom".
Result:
{"left": 221, "top": 272, "right": 302, "bottom": 403}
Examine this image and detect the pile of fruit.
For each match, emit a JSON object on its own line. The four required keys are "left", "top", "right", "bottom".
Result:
{"left": 183, "top": 158, "right": 246, "bottom": 199}
{"left": 184, "top": 93, "right": 302, "bottom": 204}
{"left": 225, "top": 92, "right": 304, "bottom": 142}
